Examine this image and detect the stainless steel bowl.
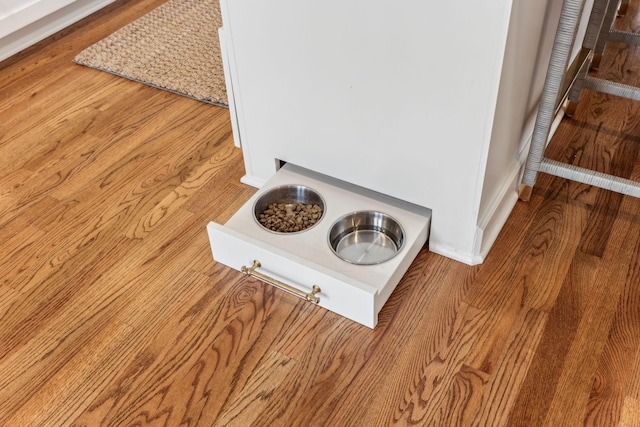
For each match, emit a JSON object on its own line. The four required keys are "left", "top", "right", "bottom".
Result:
{"left": 253, "top": 184, "right": 325, "bottom": 233}
{"left": 328, "top": 211, "right": 405, "bottom": 265}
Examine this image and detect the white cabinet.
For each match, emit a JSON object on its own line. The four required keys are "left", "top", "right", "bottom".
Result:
{"left": 216, "top": 0, "right": 593, "bottom": 265}
{"left": 217, "top": 0, "right": 523, "bottom": 265}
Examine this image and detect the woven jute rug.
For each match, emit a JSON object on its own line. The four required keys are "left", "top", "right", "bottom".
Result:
{"left": 74, "top": 0, "right": 227, "bottom": 107}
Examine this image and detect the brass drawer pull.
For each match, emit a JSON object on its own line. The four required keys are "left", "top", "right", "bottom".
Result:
{"left": 241, "top": 260, "right": 321, "bottom": 304}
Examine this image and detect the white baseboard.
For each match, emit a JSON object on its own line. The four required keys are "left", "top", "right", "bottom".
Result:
{"left": 0, "top": 0, "right": 115, "bottom": 62}
{"left": 428, "top": 244, "right": 485, "bottom": 266}
{"left": 240, "top": 174, "right": 266, "bottom": 189}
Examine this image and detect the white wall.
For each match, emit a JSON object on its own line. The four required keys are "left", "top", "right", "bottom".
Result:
{"left": 0, "top": 0, "right": 115, "bottom": 62}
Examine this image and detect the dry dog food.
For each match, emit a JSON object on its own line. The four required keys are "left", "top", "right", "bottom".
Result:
{"left": 258, "top": 202, "right": 323, "bottom": 232}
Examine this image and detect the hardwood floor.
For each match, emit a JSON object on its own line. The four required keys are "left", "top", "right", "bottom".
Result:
{"left": 1, "top": 1, "right": 640, "bottom": 425}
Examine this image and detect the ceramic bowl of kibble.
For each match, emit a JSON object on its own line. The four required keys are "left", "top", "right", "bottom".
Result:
{"left": 253, "top": 185, "right": 325, "bottom": 234}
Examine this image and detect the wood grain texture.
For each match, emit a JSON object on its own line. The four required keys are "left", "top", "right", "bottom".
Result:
{"left": 2, "top": 0, "right": 640, "bottom": 425}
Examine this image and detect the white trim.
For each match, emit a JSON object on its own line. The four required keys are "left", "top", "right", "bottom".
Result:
{"left": 0, "top": 0, "right": 115, "bottom": 62}
{"left": 428, "top": 243, "right": 484, "bottom": 266}
{"left": 475, "top": 169, "right": 520, "bottom": 261}
{"left": 239, "top": 174, "right": 265, "bottom": 188}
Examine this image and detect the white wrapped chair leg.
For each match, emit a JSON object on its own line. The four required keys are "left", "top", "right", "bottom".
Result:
{"left": 520, "top": 0, "right": 640, "bottom": 201}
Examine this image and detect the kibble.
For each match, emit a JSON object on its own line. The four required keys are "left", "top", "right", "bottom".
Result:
{"left": 259, "top": 202, "right": 323, "bottom": 232}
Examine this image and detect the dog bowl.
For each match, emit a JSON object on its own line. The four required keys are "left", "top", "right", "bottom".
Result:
{"left": 253, "top": 184, "right": 325, "bottom": 233}
{"left": 328, "top": 211, "right": 405, "bottom": 265}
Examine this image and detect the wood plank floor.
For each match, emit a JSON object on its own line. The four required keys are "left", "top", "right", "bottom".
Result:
{"left": 1, "top": 1, "right": 640, "bottom": 425}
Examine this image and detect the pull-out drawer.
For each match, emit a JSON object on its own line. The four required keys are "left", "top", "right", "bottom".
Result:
{"left": 207, "top": 163, "right": 431, "bottom": 328}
